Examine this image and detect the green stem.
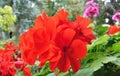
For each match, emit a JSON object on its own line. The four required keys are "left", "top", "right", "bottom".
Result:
{"left": 54, "top": 69, "right": 59, "bottom": 76}
{"left": 68, "top": 69, "right": 72, "bottom": 76}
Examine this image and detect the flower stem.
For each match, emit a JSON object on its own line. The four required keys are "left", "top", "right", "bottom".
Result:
{"left": 54, "top": 69, "right": 59, "bottom": 76}
{"left": 54, "top": 71, "right": 58, "bottom": 76}
{"left": 68, "top": 69, "right": 72, "bottom": 76}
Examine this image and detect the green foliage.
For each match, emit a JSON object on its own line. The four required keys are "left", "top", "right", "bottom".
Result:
{"left": 15, "top": 71, "right": 24, "bottom": 76}
{"left": 89, "top": 56, "right": 117, "bottom": 71}
{"left": 81, "top": 33, "right": 120, "bottom": 76}
{"left": 94, "top": 25, "right": 108, "bottom": 37}
{"left": 0, "top": 5, "right": 16, "bottom": 32}
{"left": 92, "top": 35, "right": 109, "bottom": 45}
{"left": 88, "top": 35, "right": 110, "bottom": 50}
{"left": 112, "top": 41, "right": 120, "bottom": 52}
{"left": 33, "top": 63, "right": 52, "bottom": 76}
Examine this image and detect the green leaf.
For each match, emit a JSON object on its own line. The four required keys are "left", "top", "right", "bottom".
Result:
{"left": 74, "top": 56, "right": 117, "bottom": 76}
{"left": 46, "top": 73, "right": 54, "bottom": 76}
{"left": 74, "top": 68, "right": 93, "bottom": 76}
{"left": 0, "top": 8, "right": 3, "bottom": 14}
{"left": 58, "top": 72, "right": 69, "bottom": 76}
{"left": 16, "top": 71, "right": 24, "bottom": 76}
{"left": 92, "top": 35, "right": 110, "bottom": 46}
{"left": 0, "top": 5, "right": 16, "bottom": 32}
{"left": 112, "top": 58, "right": 120, "bottom": 66}
{"left": 112, "top": 41, "right": 120, "bottom": 52}
{"left": 33, "top": 62, "right": 51, "bottom": 76}
{"left": 88, "top": 23, "right": 95, "bottom": 29}
{"left": 88, "top": 35, "right": 110, "bottom": 50}
{"left": 4, "top": 5, "right": 13, "bottom": 14}
{"left": 90, "top": 56, "right": 117, "bottom": 71}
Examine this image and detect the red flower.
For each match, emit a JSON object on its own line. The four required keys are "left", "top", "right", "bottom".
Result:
{"left": 0, "top": 42, "right": 31, "bottom": 76}
{"left": 19, "top": 9, "right": 95, "bottom": 73}
{"left": 108, "top": 25, "right": 120, "bottom": 35}
{"left": 74, "top": 15, "right": 96, "bottom": 44}
{"left": 15, "top": 58, "right": 32, "bottom": 76}
{"left": 0, "top": 42, "right": 19, "bottom": 76}
{"left": 19, "top": 28, "right": 38, "bottom": 65}
{"left": 51, "top": 28, "right": 87, "bottom": 72}
{"left": 4, "top": 41, "right": 18, "bottom": 54}
{"left": 0, "top": 48, "right": 16, "bottom": 76}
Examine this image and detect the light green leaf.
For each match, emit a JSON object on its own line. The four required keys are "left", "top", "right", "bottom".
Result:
{"left": 74, "top": 56, "right": 117, "bottom": 76}
{"left": 74, "top": 68, "right": 93, "bottom": 76}
{"left": 112, "top": 42, "right": 120, "bottom": 52}
{"left": 4, "top": 5, "right": 13, "bottom": 14}
{"left": 15, "top": 71, "right": 24, "bottom": 76}
{"left": 90, "top": 56, "right": 117, "bottom": 71}
{"left": 112, "top": 58, "right": 120, "bottom": 66}
{"left": 47, "top": 73, "right": 54, "bottom": 76}
{"left": 58, "top": 72, "right": 69, "bottom": 76}
{"left": 88, "top": 35, "right": 110, "bottom": 50}
{"left": 92, "top": 35, "right": 110, "bottom": 46}
{"left": 88, "top": 23, "right": 95, "bottom": 29}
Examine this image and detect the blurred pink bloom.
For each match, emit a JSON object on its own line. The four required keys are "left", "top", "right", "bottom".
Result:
{"left": 112, "top": 12, "right": 120, "bottom": 21}
{"left": 83, "top": 6, "right": 99, "bottom": 18}
{"left": 86, "top": 0, "right": 98, "bottom": 7}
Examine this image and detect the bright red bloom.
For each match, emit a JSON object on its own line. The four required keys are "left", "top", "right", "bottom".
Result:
{"left": 0, "top": 42, "right": 17, "bottom": 76}
{"left": 52, "top": 28, "right": 87, "bottom": 72}
{"left": 0, "top": 42, "right": 31, "bottom": 76}
{"left": 19, "top": 9, "right": 95, "bottom": 73}
{"left": 108, "top": 25, "right": 120, "bottom": 35}
{"left": 74, "top": 15, "right": 96, "bottom": 44}
{"left": 15, "top": 58, "right": 32, "bottom": 76}
{"left": 19, "top": 28, "right": 38, "bottom": 65}
{"left": 4, "top": 42, "right": 18, "bottom": 54}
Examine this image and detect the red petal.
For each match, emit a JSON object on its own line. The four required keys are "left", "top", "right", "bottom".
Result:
{"left": 9, "top": 68, "right": 16, "bottom": 76}
{"left": 44, "top": 16, "right": 58, "bottom": 39}
{"left": 22, "top": 49, "right": 37, "bottom": 65}
{"left": 34, "top": 28, "right": 50, "bottom": 54}
{"left": 19, "top": 28, "right": 37, "bottom": 65}
{"left": 57, "top": 53, "right": 70, "bottom": 72}
{"left": 70, "top": 39, "right": 87, "bottom": 59}
{"left": 109, "top": 25, "right": 120, "bottom": 35}
{"left": 39, "top": 45, "right": 61, "bottom": 67}
{"left": 81, "top": 28, "right": 96, "bottom": 44}
{"left": 34, "top": 12, "right": 48, "bottom": 29}
{"left": 63, "top": 28, "right": 76, "bottom": 46}
{"left": 68, "top": 55, "right": 81, "bottom": 72}
{"left": 38, "top": 50, "right": 51, "bottom": 67}
{"left": 23, "top": 67, "right": 32, "bottom": 76}
{"left": 34, "top": 16, "right": 44, "bottom": 29}
{"left": 55, "top": 28, "right": 75, "bottom": 48}
{"left": 76, "top": 14, "right": 91, "bottom": 28}
{"left": 49, "top": 48, "right": 61, "bottom": 70}
{"left": 50, "top": 61, "right": 58, "bottom": 71}
{"left": 56, "top": 9, "right": 68, "bottom": 21}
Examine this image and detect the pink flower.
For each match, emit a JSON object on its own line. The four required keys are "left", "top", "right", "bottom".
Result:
{"left": 86, "top": 0, "right": 98, "bottom": 7}
{"left": 112, "top": 12, "right": 120, "bottom": 21}
{"left": 83, "top": 6, "right": 99, "bottom": 18}
{"left": 84, "top": 0, "right": 99, "bottom": 18}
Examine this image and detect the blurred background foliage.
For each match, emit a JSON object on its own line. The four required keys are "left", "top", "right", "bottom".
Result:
{"left": 0, "top": 0, "right": 120, "bottom": 40}
{"left": 0, "top": 0, "right": 120, "bottom": 76}
{"left": 0, "top": 0, "right": 86, "bottom": 41}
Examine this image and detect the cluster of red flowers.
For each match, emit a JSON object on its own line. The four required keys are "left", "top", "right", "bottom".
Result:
{"left": 19, "top": 9, "right": 95, "bottom": 72}
{"left": 107, "top": 25, "right": 120, "bottom": 35}
{"left": 0, "top": 42, "right": 31, "bottom": 76}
